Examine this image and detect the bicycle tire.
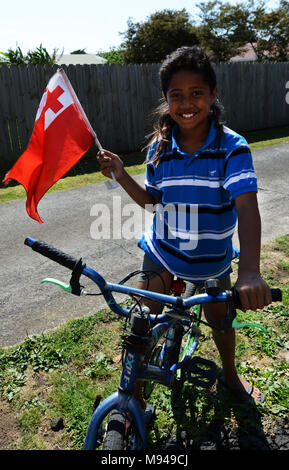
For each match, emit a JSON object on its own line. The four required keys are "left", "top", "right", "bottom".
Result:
{"left": 102, "top": 410, "right": 141, "bottom": 450}
{"left": 102, "top": 410, "right": 126, "bottom": 450}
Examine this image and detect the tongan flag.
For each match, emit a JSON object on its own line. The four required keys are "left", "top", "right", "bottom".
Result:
{"left": 3, "top": 70, "right": 95, "bottom": 223}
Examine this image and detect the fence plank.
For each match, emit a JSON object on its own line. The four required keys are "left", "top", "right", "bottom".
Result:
{"left": 0, "top": 66, "right": 11, "bottom": 165}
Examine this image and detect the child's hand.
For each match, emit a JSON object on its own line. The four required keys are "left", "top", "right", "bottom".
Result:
{"left": 235, "top": 273, "right": 272, "bottom": 312}
{"left": 97, "top": 149, "right": 125, "bottom": 181}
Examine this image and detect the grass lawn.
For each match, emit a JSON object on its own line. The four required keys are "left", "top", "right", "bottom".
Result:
{"left": 0, "top": 235, "right": 288, "bottom": 450}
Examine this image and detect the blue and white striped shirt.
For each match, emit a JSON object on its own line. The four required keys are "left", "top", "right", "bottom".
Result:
{"left": 138, "top": 120, "right": 258, "bottom": 281}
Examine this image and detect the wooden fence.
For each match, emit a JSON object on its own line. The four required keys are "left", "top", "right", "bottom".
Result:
{"left": 1, "top": 62, "right": 289, "bottom": 171}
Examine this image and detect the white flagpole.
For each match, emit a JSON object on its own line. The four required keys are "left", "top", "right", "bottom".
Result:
{"left": 58, "top": 69, "right": 118, "bottom": 189}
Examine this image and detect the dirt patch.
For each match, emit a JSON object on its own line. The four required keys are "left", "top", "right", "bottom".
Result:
{"left": 0, "top": 367, "right": 68, "bottom": 450}
{"left": 34, "top": 418, "right": 68, "bottom": 450}
{"left": 0, "top": 399, "right": 22, "bottom": 450}
{"left": 260, "top": 242, "right": 289, "bottom": 283}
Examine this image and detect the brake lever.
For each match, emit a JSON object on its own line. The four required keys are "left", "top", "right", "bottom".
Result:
{"left": 41, "top": 277, "right": 72, "bottom": 293}
{"left": 41, "top": 257, "right": 86, "bottom": 296}
{"left": 221, "top": 289, "right": 267, "bottom": 333}
{"left": 231, "top": 317, "right": 267, "bottom": 332}
{"left": 220, "top": 296, "right": 237, "bottom": 329}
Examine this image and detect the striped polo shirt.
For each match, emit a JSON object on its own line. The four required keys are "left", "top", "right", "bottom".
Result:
{"left": 138, "top": 120, "right": 258, "bottom": 282}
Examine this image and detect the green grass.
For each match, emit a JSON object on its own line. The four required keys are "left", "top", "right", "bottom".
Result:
{"left": 244, "top": 125, "right": 289, "bottom": 149}
{"left": 1, "top": 124, "right": 289, "bottom": 204}
{"left": 0, "top": 235, "right": 288, "bottom": 450}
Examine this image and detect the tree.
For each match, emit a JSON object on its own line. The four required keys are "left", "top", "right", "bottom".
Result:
{"left": 252, "top": 0, "right": 289, "bottom": 61}
{"left": 120, "top": 9, "right": 199, "bottom": 64}
{"left": 196, "top": 0, "right": 289, "bottom": 62}
{"left": 196, "top": 1, "right": 259, "bottom": 62}
{"left": 0, "top": 45, "right": 58, "bottom": 65}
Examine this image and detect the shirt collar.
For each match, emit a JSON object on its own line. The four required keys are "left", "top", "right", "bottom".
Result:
{"left": 171, "top": 119, "right": 218, "bottom": 156}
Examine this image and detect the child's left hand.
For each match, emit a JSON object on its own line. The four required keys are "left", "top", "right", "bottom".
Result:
{"left": 235, "top": 273, "right": 272, "bottom": 311}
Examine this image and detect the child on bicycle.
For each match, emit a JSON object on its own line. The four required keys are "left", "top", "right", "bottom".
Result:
{"left": 98, "top": 46, "right": 271, "bottom": 403}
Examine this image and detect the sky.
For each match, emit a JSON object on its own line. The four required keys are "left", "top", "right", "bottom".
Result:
{"left": 0, "top": 0, "right": 281, "bottom": 56}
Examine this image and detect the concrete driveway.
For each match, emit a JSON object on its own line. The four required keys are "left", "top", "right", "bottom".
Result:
{"left": 0, "top": 143, "right": 288, "bottom": 347}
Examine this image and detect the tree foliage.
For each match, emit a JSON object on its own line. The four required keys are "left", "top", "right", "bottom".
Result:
{"left": 252, "top": 0, "right": 289, "bottom": 62}
{"left": 70, "top": 49, "right": 87, "bottom": 54}
{"left": 120, "top": 9, "right": 199, "bottom": 64}
{"left": 118, "top": 2, "right": 289, "bottom": 63}
{"left": 196, "top": 0, "right": 289, "bottom": 62}
{"left": 97, "top": 47, "right": 125, "bottom": 65}
{"left": 0, "top": 45, "right": 58, "bottom": 65}
{"left": 196, "top": 0, "right": 258, "bottom": 62}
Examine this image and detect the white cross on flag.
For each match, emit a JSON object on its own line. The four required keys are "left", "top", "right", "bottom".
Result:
{"left": 3, "top": 70, "right": 95, "bottom": 223}
{"left": 36, "top": 73, "right": 74, "bottom": 130}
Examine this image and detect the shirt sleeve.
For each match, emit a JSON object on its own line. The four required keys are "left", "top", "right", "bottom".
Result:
{"left": 223, "top": 145, "right": 258, "bottom": 200}
{"left": 144, "top": 142, "right": 162, "bottom": 197}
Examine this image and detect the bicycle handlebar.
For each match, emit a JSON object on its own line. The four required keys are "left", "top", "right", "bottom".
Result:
{"left": 24, "top": 238, "right": 79, "bottom": 270}
{"left": 24, "top": 237, "right": 282, "bottom": 323}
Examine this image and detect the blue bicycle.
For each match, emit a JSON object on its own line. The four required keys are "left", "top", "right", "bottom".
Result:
{"left": 24, "top": 237, "right": 282, "bottom": 451}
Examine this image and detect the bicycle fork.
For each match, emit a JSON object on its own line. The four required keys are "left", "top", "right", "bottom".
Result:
{"left": 84, "top": 310, "right": 152, "bottom": 450}
{"left": 84, "top": 346, "right": 147, "bottom": 450}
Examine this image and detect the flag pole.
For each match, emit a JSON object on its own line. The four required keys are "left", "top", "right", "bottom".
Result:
{"left": 58, "top": 69, "right": 118, "bottom": 189}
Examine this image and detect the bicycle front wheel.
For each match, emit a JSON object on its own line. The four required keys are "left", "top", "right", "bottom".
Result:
{"left": 102, "top": 410, "right": 142, "bottom": 450}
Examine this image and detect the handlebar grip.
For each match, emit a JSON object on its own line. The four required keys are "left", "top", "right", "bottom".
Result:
{"left": 24, "top": 237, "right": 79, "bottom": 271}
{"left": 232, "top": 287, "right": 282, "bottom": 308}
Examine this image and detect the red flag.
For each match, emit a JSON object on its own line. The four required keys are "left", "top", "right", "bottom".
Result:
{"left": 3, "top": 70, "right": 95, "bottom": 223}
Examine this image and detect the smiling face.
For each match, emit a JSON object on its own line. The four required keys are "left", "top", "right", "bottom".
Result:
{"left": 165, "top": 69, "right": 217, "bottom": 137}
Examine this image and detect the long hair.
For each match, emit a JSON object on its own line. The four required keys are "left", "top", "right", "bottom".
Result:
{"left": 147, "top": 46, "right": 225, "bottom": 164}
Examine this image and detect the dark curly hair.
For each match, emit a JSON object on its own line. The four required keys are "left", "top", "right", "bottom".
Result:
{"left": 147, "top": 46, "right": 225, "bottom": 163}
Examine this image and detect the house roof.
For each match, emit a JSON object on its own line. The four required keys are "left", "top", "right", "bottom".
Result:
{"left": 230, "top": 43, "right": 257, "bottom": 62}
{"left": 56, "top": 54, "right": 107, "bottom": 65}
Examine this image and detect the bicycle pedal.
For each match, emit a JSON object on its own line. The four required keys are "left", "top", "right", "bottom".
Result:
{"left": 185, "top": 356, "right": 217, "bottom": 389}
